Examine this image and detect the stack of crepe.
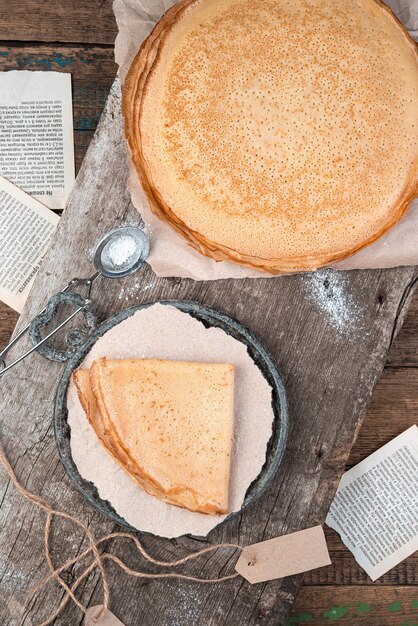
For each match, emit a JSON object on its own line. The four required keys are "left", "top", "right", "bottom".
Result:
{"left": 73, "top": 358, "right": 234, "bottom": 515}
{"left": 123, "top": 0, "right": 418, "bottom": 273}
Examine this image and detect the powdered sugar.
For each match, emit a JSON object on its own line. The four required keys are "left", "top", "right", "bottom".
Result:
{"left": 104, "top": 235, "right": 137, "bottom": 267}
{"left": 118, "top": 278, "right": 157, "bottom": 300}
{"left": 161, "top": 585, "right": 203, "bottom": 626}
{"left": 303, "top": 269, "right": 364, "bottom": 336}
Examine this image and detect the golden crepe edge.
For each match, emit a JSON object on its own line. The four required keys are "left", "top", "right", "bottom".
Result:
{"left": 122, "top": 0, "right": 418, "bottom": 274}
{"left": 91, "top": 358, "right": 202, "bottom": 509}
{"left": 74, "top": 368, "right": 172, "bottom": 505}
{"left": 90, "top": 357, "right": 233, "bottom": 515}
{"left": 73, "top": 357, "right": 233, "bottom": 516}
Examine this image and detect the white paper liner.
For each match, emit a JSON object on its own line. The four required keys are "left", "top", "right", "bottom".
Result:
{"left": 67, "top": 304, "right": 274, "bottom": 538}
{"left": 113, "top": 0, "right": 418, "bottom": 280}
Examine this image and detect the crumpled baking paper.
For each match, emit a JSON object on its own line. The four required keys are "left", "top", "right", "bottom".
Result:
{"left": 68, "top": 304, "right": 274, "bottom": 537}
{"left": 113, "top": 0, "right": 418, "bottom": 279}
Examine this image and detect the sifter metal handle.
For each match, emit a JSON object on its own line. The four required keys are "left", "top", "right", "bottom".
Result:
{"left": 0, "top": 278, "right": 77, "bottom": 364}
{"left": 0, "top": 273, "right": 99, "bottom": 378}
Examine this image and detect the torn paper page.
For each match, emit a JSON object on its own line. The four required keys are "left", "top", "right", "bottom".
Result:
{"left": 0, "top": 71, "right": 75, "bottom": 210}
{"left": 67, "top": 303, "right": 273, "bottom": 538}
{"left": 326, "top": 425, "right": 418, "bottom": 581}
{"left": 0, "top": 175, "right": 59, "bottom": 312}
{"left": 113, "top": 0, "right": 418, "bottom": 279}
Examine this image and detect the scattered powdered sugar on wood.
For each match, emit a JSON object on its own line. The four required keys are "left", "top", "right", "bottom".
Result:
{"left": 118, "top": 277, "right": 157, "bottom": 300}
{"left": 161, "top": 584, "right": 203, "bottom": 626}
{"left": 303, "top": 269, "right": 365, "bottom": 337}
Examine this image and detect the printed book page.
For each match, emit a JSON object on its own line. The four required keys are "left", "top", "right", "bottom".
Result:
{"left": 0, "top": 70, "right": 75, "bottom": 210}
{"left": 326, "top": 425, "right": 418, "bottom": 581}
{"left": 0, "top": 175, "right": 59, "bottom": 312}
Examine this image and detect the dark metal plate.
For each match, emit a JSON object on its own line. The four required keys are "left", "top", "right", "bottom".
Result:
{"left": 54, "top": 300, "right": 288, "bottom": 536}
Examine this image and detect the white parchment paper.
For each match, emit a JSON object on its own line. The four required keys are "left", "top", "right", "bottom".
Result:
{"left": 68, "top": 304, "right": 274, "bottom": 537}
{"left": 113, "top": 0, "right": 418, "bottom": 279}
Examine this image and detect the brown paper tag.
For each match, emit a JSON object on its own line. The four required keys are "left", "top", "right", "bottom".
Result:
{"left": 235, "top": 525, "right": 331, "bottom": 583}
{"left": 84, "top": 606, "right": 125, "bottom": 626}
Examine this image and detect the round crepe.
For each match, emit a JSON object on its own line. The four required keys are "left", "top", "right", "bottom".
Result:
{"left": 123, "top": 0, "right": 418, "bottom": 273}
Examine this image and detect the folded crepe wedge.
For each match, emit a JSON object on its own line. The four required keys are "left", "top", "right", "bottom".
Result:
{"left": 73, "top": 369, "right": 154, "bottom": 492}
{"left": 74, "top": 365, "right": 220, "bottom": 510}
{"left": 123, "top": 0, "right": 418, "bottom": 273}
{"left": 89, "top": 358, "right": 235, "bottom": 515}
{"left": 74, "top": 358, "right": 234, "bottom": 515}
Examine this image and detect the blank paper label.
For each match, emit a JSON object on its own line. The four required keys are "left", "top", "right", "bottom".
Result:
{"left": 84, "top": 606, "right": 125, "bottom": 626}
{"left": 235, "top": 525, "right": 331, "bottom": 583}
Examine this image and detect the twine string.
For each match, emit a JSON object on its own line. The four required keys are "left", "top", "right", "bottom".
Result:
{"left": 39, "top": 561, "right": 97, "bottom": 626}
{"left": 34, "top": 533, "right": 254, "bottom": 593}
{"left": 0, "top": 447, "right": 255, "bottom": 625}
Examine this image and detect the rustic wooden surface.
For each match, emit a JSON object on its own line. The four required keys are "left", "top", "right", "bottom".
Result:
{"left": 0, "top": 1, "right": 117, "bottom": 44}
{"left": 1, "top": 4, "right": 418, "bottom": 625}
{"left": 291, "top": 586, "right": 418, "bottom": 624}
{"left": 0, "top": 44, "right": 117, "bottom": 175}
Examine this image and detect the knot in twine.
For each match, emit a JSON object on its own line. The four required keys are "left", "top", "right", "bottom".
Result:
{"left": 0, "top": 447, "right": 256, "bottom": 625}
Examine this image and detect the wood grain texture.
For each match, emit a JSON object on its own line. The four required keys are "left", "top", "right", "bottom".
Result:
{"left": 387, "top": 292, "right": 418, "bottom": 366}
{"left": 303, "top": 528, "right": 418, "bottom": 586}
{"left": 0, "top": 79, "right": 417, "bottom": 626}
{"left": 2, "top": 321, "right": 417, "bottom": 615}
{"left": 0, "top": 5, "right": 417, "bottom": 624}
{"left": 0, "top": 0, "right": 116, "bottom": 44}
{"left": 347, "top": 366, "right": 418, "bottom": 467}
{"left": 1, "top": 312, "right": 416, "bottom": 454}
{"left": 0, "top": 305, "right": 18, "bottom": 351}
{"left": 75, "top": 129, "right": 95, "bottom": 174}
{"left": 0, "top": 45, "right": 116, "bottom": 130}
{"left": 290, "top": 586, "right": 418, "bottom": 624}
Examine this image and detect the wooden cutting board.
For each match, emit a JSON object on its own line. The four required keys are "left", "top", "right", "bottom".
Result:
{"left": 0, "top": 80, "right": 417, "bottom": 626}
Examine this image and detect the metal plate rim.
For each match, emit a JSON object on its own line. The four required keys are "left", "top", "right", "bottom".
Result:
{"left": 54, "top": 300, "right": 289, "bottom": 537}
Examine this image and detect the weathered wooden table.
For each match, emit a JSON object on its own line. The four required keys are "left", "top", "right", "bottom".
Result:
{"left": 1, "top": 3, "right": 418, "bottom": 625}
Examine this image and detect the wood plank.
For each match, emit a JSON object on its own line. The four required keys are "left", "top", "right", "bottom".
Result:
{"left": 3, "top": 303, "right": 417, "bottom": 592}
{"left": 0, "top": 0, "right": 116, "bottom": 45}
{"left": 0, "top": 80, "right": 417, "bottom": 626}
{"left": 0, "top": 45, "right": 113, "bottom": 176}
{"left": 0, "top": 305, "right": 18, "bottom": 352}
{"left": 0, "top": 45, "right": 116, "bottom": 131}
{"left": 301, "top": 368, "right": 418, "bottom": 586}
{"left": 1, "top": 313, "right": 415, "bottom": 452}
{"left": 0, "top": 331, "right": 416, "bottom": 601}
{"left": 290, "top": 586, "right": 418, "bottom": 624}
{"left": 347, "top": 367, "right": 418, "bottom": 467}
{"left": 75, "top": 130, "right": 95, "bottom": 174}
{"left": 303, "top": 528, "right": 418, "bottom": 586}
{"left": 387, "top": 290, "right": 418, "bottom": 367}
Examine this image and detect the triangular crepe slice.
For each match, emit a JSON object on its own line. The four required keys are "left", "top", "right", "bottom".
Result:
{"left": 73, "top": 369, "right": 170, "bottom": 503}
{"left": 90, "top": 357, "right": 234, "bottom": 515}
{"left": 74, "top": 369, "right": 132, "bottom": 466}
